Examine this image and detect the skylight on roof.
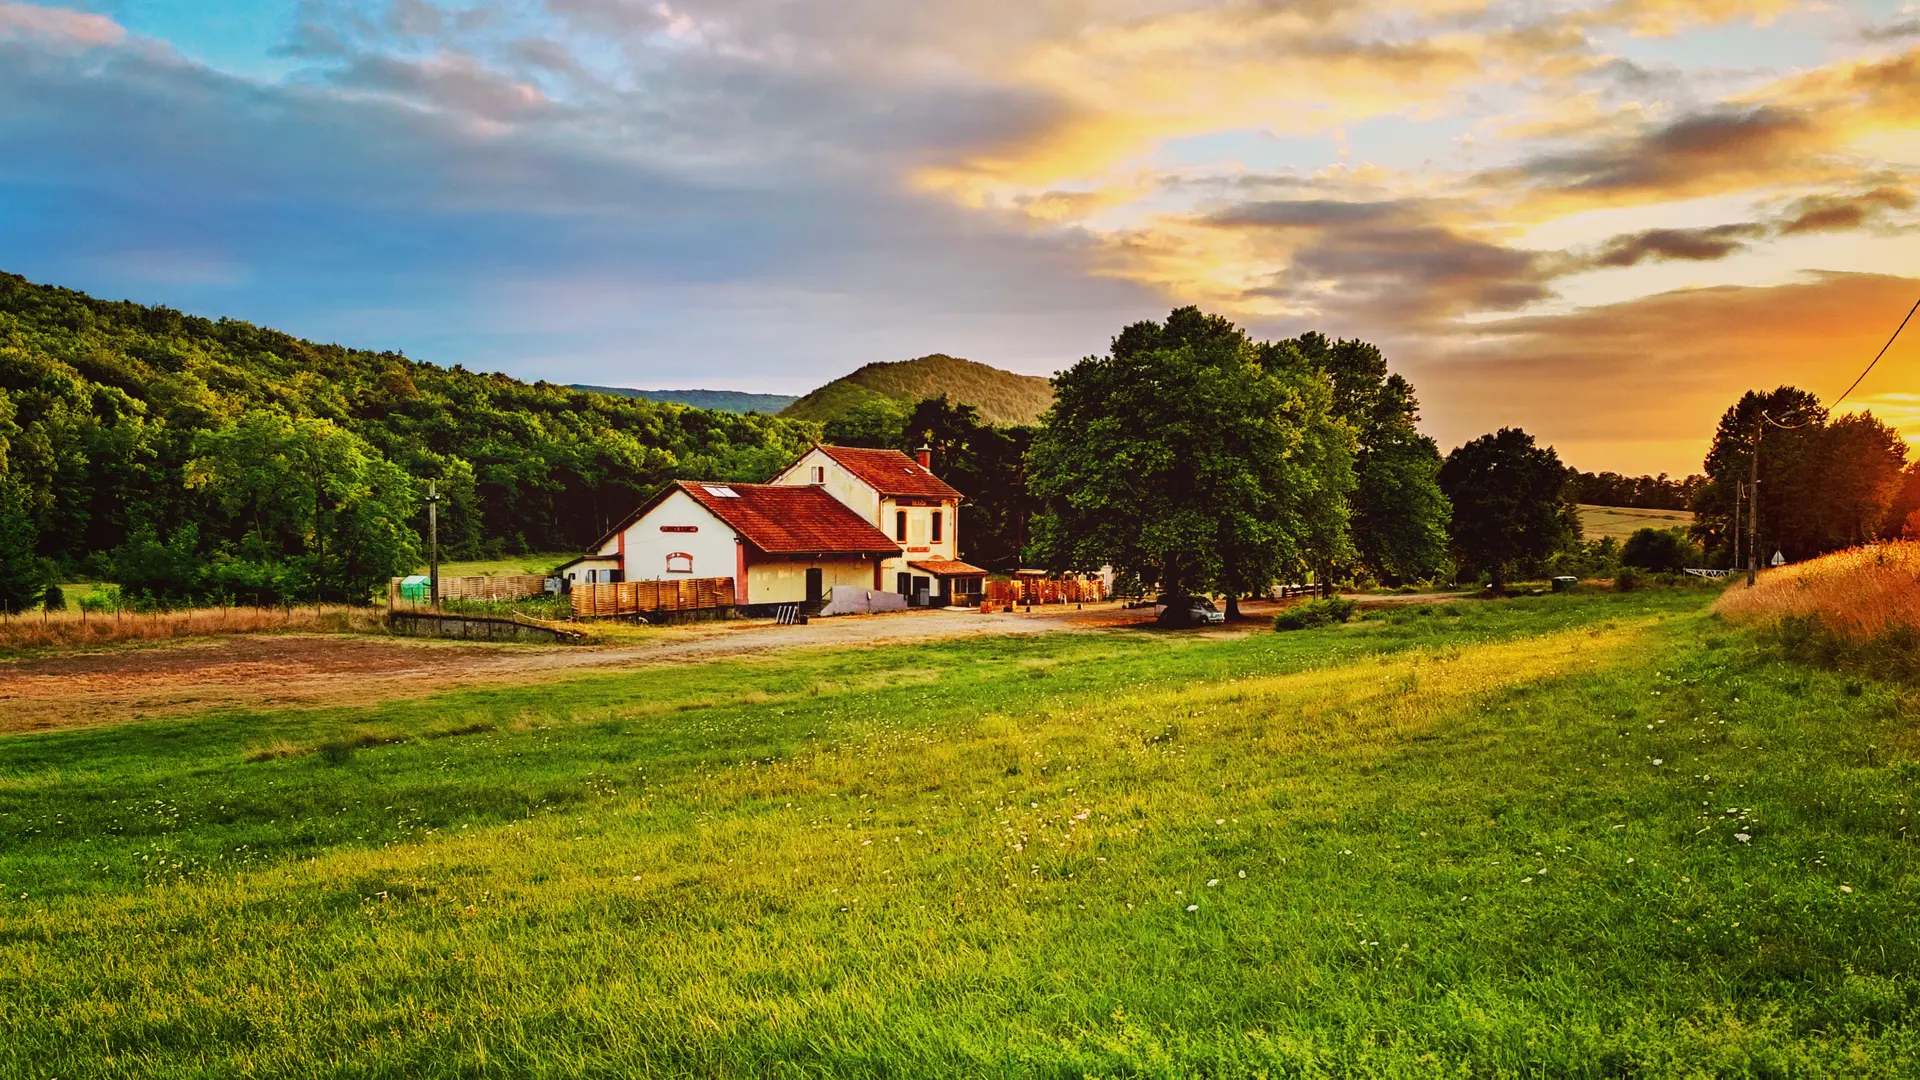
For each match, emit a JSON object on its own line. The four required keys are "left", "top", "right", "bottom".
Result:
{"left": 702, "top": 485, "right": 740, "bottom": 498}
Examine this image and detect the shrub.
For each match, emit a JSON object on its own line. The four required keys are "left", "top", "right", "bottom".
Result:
{"left": 1272, "top": 597, "right": 1359, "bottom": 631}
{"left": 1621, "top": 528, "right": 1700, "bottom": 573}
{"left": 41, "top": 583, "right": 65, "bottom": 613}
{"left": 1614, "top": 568, "right": 1642, "bottom": 593}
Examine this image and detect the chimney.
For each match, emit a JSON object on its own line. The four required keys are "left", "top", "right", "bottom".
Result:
{"left": 915, "top": 444, "right": 932, "bottom": 470}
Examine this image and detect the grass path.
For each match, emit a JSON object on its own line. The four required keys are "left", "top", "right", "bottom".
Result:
{"left": 2, "top": 591, "right": 1916, "bottom": 1076}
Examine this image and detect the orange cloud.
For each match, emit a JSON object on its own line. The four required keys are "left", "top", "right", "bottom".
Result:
{"left": 1410, "top": 272, "right": 1920, "bottom": 472}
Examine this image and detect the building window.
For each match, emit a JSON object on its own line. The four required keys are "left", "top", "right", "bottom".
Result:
{"left": 895, "top": 510, "right": 907, "bottom": 541}
{"left": 931, "top": 511, "right": 943, "bottom": 544}
{"left": 810, "top": 466, "right": 825, "bottom": 484}
{"left": 666, "top": 552, "right": 693, "bottom": 574}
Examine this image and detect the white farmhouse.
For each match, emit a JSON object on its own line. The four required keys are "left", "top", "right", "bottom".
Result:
{"left": 575, "top": 480, "right": 902, "bottom": 608}
{"left": 769, "top": 444, "right": 986, "bottom": 606}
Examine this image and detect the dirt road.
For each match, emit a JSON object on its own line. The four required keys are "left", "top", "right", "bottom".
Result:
{"left": 0, "top": 605, "right": 1163, "bottom": 735}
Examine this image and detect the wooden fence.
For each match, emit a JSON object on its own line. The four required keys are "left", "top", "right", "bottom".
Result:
{"left": 389, "top": 574, "right": 551, "bottom": 607}
{"left": 571, "top": 577, "right": 736, "bottom": 619}
{"left": 986, "top": 575, "right": 1108, "bottom": 606}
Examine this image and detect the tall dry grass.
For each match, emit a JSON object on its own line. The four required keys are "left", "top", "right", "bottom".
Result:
{"left": 0, "top": 605, "right": 388, "bottom": 653}
{"left": 1712, "top": 541, "right": 1920, "bottom": 640}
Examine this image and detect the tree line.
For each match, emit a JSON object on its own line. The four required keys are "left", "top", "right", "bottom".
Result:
{"left": 0, "top": 272, "right": 814, "bottom": 610}
{"left": 5, "top": 273, "right": 1911, "bottom": 614}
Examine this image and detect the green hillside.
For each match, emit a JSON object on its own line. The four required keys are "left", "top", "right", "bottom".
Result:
{"left": 569, "top": 386, "right": 799, "bottom": 414}
{"left": 0, "top": 272, "right": 816, "bottom": 582}
{"left": 781, "top": 354, "right": 1054, "bottom": 426}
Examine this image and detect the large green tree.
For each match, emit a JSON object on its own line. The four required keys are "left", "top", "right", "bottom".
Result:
{"left": 1438, "top": 428, "right": 1577, "bottom": 591}
{"left": 186, "top": 410, "right": 421, "bottom": 603}
{"left": 0, "top": 481, "right": 42, "bottom": 613}
{"left": 1692, "top": 387, "right": 1908, "bottom": 563}
{"left": 1282, "top": 334, "right": 1450, "bottom": 584}
{"left": 1028, "top": 307, "right": 1354, "bottom": 619}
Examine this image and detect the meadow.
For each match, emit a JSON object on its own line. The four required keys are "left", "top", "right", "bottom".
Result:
{"left": 1576, "top": 504, "right": 1696, "bottom": 541}
{"left": 2, "top": 588, "right": 1916, "bottom": 1077}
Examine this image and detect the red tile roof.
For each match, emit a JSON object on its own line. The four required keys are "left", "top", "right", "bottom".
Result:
{"left": 909, "top": 557, "right": 988, "bottom": 577}
{"left": 675, "top": 481, "right": 901, "bottom": 555}
{"left": 817, "top": 445, "right": 963, "bottom": 500}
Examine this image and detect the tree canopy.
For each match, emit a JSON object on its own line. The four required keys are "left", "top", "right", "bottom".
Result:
{"left": 1691, "top": 387, "right": 1909, "bottom": 564}
{"left": 1438, "top": 428, "right": 1578, "bottom": 590}
{"left": 1283, "top": 334, "right": 1451, "bottom": 584}
{"left": 1027, "top": 307, "right": 1355, "bottom": 616}
{"left": 0, "top": 271, "right": 818, "bottom": 600}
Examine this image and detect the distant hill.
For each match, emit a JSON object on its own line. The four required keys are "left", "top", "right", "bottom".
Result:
{"left": 570, "top": 386, "right": 799, "bottom": 414}
{"left": 779, "top": 355, "right": 1054, "bottom": 427}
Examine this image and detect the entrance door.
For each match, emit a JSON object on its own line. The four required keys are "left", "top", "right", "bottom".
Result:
{"left": 805, "top": 568, "right": 824, "bottom": 605}
{"left": 896, "top": 572, "right": 912, "bottom": 596}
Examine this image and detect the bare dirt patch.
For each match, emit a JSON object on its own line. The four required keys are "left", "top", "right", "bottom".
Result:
{"left": 0, "top": 606, "right": 1109, "bottom": 735}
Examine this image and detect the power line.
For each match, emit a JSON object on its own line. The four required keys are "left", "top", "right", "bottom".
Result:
{"left": 1833, "top": 297, "right": 1920, "bottom": 409}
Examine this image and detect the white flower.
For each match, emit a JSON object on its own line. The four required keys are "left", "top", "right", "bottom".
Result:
{"left": 1735, "top": 833, "right": 1751, "bottom": 843}
{"left": 1216, "top": 819, "right": 1225, "bottom": 825}
{"left": 1207, "top": 879, "right": 1219, "bottom": 887}
{"left": 1653, "top": 759, "right": 1664, "bottom": 766}
{"left": 1841, "top": 885, "right": 1854, "bottom": 894}
{"left": 1522, "top": 876, "right": 1534, "bottom": 884}
{"left": 1237, "top": 870, "right": 1247, "bottom": 879}
{"left": 1537, "top": 868, "right": 1547, "bottom": 875}
{"left": 1186, "top": 904, "right": 1198, "bottom": 912}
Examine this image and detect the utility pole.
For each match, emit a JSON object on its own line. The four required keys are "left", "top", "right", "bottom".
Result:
{"left": 1746, "top": 416, "right": 1761, "bottom": 588}
{"left": 1731, "top": 481, "right": 1743, "bottom": 573}
{"left": 426, "top": 479, "right": 443, "bottom": 610}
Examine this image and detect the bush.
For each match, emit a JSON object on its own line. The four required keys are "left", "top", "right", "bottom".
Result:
{"left": 1273, "top": 597, "right": 1359, "bottom": 631}
{"left": 1614, "top": 567, "right": 1642, "bottom": 593}
{"left": 1621, "top": 528, "right": 1700, "bottom": 573}
{"left": 41, "top": 583, "right": 65, "bottom": 613}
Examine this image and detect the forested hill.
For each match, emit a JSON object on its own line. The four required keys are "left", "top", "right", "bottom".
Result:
{"left": 0, "top": 272, "right": 818, "bottom": 570}
{"left": 780, "top": 355, "right": 1054, "bottom": 426}
{"left": 569, "top": 386, "right": 800, "bottom": 413}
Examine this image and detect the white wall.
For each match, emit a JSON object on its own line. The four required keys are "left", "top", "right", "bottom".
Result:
{"left": 770, "top": 448, "right": 882, "bottom": 525}
{"left": 619, "top": 489, "right": 739, "bottom": 582}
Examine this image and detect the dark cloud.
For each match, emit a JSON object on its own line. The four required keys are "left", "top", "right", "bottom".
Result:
{"left": 1590, "top": 223, "right": 1766, "bottom": 267}
{"left": 1861, "top": 18, "right": 1920, "bottom": 43}
{"left": 0, "top": 30, "right": 1150, "bottom": 388}
{"left": 1203, "top": 198, "right": 1556, "bottom": 324}
{"left": 1493, "top": 105, "right": 1822, "bottom": 200}
{"left": 1779, "top": 185, "right": 1916, "bottom": 234}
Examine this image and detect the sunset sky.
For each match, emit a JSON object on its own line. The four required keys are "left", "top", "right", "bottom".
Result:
{"left": 2, "top": 0, "right": 1917, "bottom": 474}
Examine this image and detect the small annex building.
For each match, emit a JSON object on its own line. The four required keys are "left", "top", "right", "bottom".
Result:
{"left": 769, "top": 444, "right": 987, "bottom": 606}
{"left": 581, "top": 480, "right": 902, "bottom": 609}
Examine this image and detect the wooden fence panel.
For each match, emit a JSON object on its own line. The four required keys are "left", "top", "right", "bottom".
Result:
{"left": 569, "top": 577, "right": 736, "bottom": 619}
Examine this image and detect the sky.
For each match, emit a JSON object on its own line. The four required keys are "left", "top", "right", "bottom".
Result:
{"left": 2, "top": 0, "right": 1918, "bottom": 475}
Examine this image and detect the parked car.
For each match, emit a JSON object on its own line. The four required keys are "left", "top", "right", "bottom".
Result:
{"left": 1154, "top": 596, "right": 1226, "bottom": 626}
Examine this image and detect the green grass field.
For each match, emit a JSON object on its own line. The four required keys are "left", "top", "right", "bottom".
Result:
{"left": 3, "top": 590, "right": 1916, "bottom": 1076}
{"left": 1579, "top": 504, "right": 1697, "bottom": 542}
{"left": 414, "top": 553, "right": 580, "bottom": 579}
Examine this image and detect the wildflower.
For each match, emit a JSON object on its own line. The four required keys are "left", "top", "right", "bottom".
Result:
{"left": 1237, "top": 870, "right": 1246, "bottom": 879}
{"left": 1522, "top": 876, "right": 1534, "bottom": 884}
{"left": 1653, "top": 759, "right": 1664, "bottom": 766}
{"left": 1735, "top": 833, "right": 1751, "bottom": 843}
{"left": 1207, "top": 879, "right": 1219, "bottom": 887}
{"left": 1841, "top": 885, "right": 1854, "bottom": 894}
{"left": 1215, "top": 819, "right": 1225, "bottom": 825}
{"left": 1186, "top": 904, "right": 1198, "bottom": 912}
